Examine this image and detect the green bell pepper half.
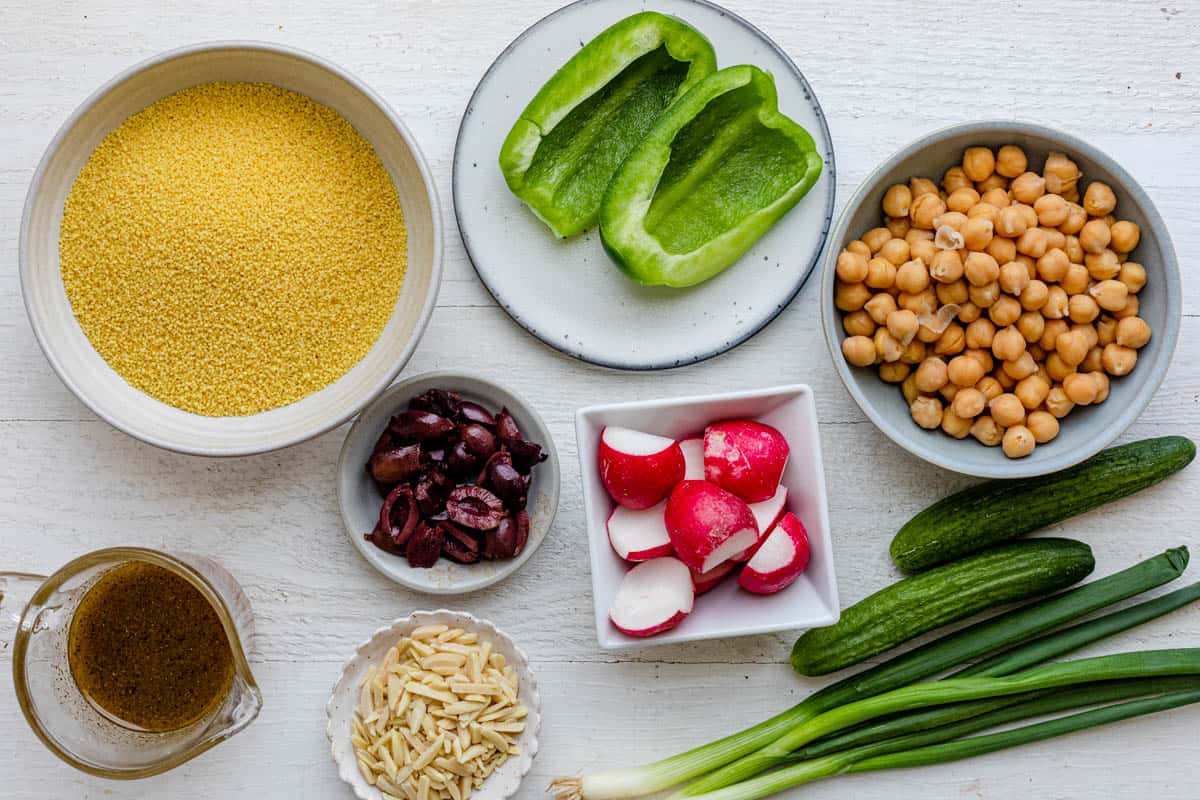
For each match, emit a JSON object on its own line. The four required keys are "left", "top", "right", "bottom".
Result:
{"left": 498, "top": 11, "right": 717, "bottom": 238}
{"left": 599, "top": 64, "right": 824, "bottom": 288}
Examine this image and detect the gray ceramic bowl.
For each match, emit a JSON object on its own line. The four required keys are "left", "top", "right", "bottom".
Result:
{"left": 338, "top": 370, "right": 560, "bottom": 594}
{"left": 821, "top": 121, "right": 1180, "bottom": 478}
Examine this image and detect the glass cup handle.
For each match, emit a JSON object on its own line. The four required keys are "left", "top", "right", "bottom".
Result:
{"left": 0, "top": 572, "right": 46, "bottom": 657}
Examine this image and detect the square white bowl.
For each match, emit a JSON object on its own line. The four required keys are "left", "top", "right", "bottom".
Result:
{"left": 576, "top": 385, "right": 839, "bottom": 650}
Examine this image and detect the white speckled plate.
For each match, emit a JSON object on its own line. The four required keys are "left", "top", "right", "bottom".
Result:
{"left": 453, "top": 0, "right": 835, "bottom": 370}
{"left": 327, "top": 610, "right": 541, "bottom": 800}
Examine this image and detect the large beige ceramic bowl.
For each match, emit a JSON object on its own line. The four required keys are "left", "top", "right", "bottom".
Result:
{"left": 20, "top": 42, "right": 441, "bottom": 456}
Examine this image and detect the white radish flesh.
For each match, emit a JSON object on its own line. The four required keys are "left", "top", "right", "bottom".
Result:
{"left": 607, "top": 502, "right": 674, "bottom": 561}
{"left": 738, "top": 512, "right": 811, "bottom": 595}
{"left": 609, "top": 557, "right": 695, "bottom": 637}
{"left": 679, "top": 438, "right": 705, "bottom": 480}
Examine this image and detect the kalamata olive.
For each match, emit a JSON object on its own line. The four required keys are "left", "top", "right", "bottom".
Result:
{"left": 425, "top": 448, "right": 446, "bottom": 463}
{"left": 482, "top": 514, "right": 519, "bottom": 560}
{"left": 446, "top": 485, "right": 506, "bottom": 530}
{"left": 440, "top": 522, "right": 481, "bottom": 564}
{"left": 495, "top": 407, "right": 522, "bottom": 440}
{"left": 367, "top": 485, "right": 419, "bottom": 554}
{"left": 445, "top": 440, "right": 480, "bottom": 477}
{"left": 458, "top": 401, "right": 496, "bottom": 428}
{"left": 476, "top": 449, "right": 512, "bottom": 485}
{"left": 410, "top": 389, "right": 463, "bottom": 419}
{"left": 370, "top": 427, "right": 398, "bottom": 455}
{"left": 414, "top": 468, "right": 452, "bottom": 517}
{"left": 513, "top": 509, "right": 530, "bottom": 556}
{"left": 502, "top": 438, "right": 546, "bottom": 474}
{"left": 487, "top": 461, "right": 529, "bottom": 509}
{"left": 368, "top": 444, "right": 423, "bottom": 484}
{"left": 389, "top": 410, "right": 455, "bottom": 444}
{"left": 461, "top": 424, "right": 496, "bottom": 460}
{"left": 405, "top": 522, "right": 444, "bottom": 568}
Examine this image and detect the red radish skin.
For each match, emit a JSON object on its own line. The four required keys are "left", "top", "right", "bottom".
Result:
{"left": 607, "top": 502, "right": 674, "bottom": 562}
{"left": 733, "top": 485, "right": 790, "bottom": 561}
{"left": 704, "top": 420, "right": 790, "bottom": 503}
{"left": 679, "top": 438, "right": 705, "bottom": 480}
{"left": 598, "top": 427, "right": 686, "bottom": 510}
{"left": 665, "top": 480, "right": 760, "bottom": 573}
{"left": 738, "top": 512, "right": 811, "bottom": 595}
{"left": 690, "top": 561, "right": 737, "bottom": 595}
{"left": 609, "top": 557, "right": 695, "bottom": 637}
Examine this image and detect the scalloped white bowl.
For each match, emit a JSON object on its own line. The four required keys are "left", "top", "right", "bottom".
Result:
{"left": 326, "top": 610, "right": 540, "bottom": 800}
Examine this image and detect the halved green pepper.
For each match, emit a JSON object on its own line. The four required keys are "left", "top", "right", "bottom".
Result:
{"left": 498, "top": 12, "right": 716, "bottom": 238}
{"left": 599, "top": 65, "right": 824, "bottom": 288}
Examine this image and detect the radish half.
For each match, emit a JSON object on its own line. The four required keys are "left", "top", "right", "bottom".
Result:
{"left": 738, "top": 512, "right": 811, "bottom": 595}
{"left": 607, "top": 502, "right": 674, "bottom": 562}
{"left": 609, "top": 557, "right": 694, "bottom": 637}
{"left": 598, "top": 427, "right": 686, "bottom": 510}
{"left": 703, "top": 420, "right": 790, "bottom": 503}
{"left": 664, "top": 480, "right": 759, "bottom": 573}
{"left": 690, "top": 561, "right": 737, "bottom": 595}
{"left": 733, "top": 485, "right": 790, "bottom": 560}
{"left": 679, "top": 437, "right": 705, "bottom": 480}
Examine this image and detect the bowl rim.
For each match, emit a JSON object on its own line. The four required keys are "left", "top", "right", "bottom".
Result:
{"left": 18, "top": 40, "right": 444, "bottom": 457}
{"left": 336, "top": 369, "right": 561, "bottom": 595}
{"left": 820, "top": 120, "right": 1181, "bottom": 479}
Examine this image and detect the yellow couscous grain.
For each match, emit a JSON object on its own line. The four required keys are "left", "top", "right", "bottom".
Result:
{"left": 59, "top": 82, "right": 407, "bottom": 416}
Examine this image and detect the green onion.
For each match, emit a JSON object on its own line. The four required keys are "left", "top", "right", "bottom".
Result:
{"left": 548, "top": 549, "right": 1187, "bottom": 800}
{"left": 679, "top": 648, "right": 1200, "bottom": 796}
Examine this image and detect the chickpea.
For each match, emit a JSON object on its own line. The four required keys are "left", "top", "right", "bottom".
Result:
{"left": 1017, "top": 310, "right": 1046, "bottom": 343}
{"left": 1094, "top": 315, "right": 1117, "bottom": 346}
{"left": 993, "top": 366, "right": 1015, "bottom": 390}
{"left": 842, "top": 335, "right": 876, "bottom": 366}
{"left": 1118, "top": 261, "right": 1147, "bottom": 294}
{"left": 948, "top": 384, "right": 986, "bottom": 418}
{"left": 1067, "top": 293, "right": 1100, "bottom": 324}
{"left": 947, "top": 353, "right": 987, "bottom": 387}
{"left": 965, "top": 317, "right": 996, "bottom": 349}
{"left": 876, "top": 327, "right": 906, "bottom": 362}
{"left": 967, "top": 203, "right": 999, "bottom": 224}
{"left": 947, "top": 187, "right": 981, "bottom": 213}
{"left": 886, "top": 216, "right": 910, "bottom": 239}
{"left": 879, "top": 361, "right": 911, "bottom": 383}
{"left": 1086, "top": 372, "right": 1109, "bottom": 404}
{"left": 909, "top": 176, "right": 939, "bottom": 197}
{"left": 963, "top": 251, "right": 1000, "bottom": 286}
{"left": 900, "top": 338, "right": 928, "bottom": 364}
{"left": 936, "top": 278, "right": 969, "bottom": 305}
{"left": 934, "top": 323, "right": 966, "bottom": 356}
{"left": 843, "top": 309, "right": 876, "bottom": 337}
{"left": 1034, "top": 248, "right": 1069, "bottom": 283}
{"left": 879, "top": 237, "right": 911, "bottom": 267}
{"left": 885, "top": 308, "right": 919, "bottom": 345}
{"left": 883, "top": 184, "right": 913, "bottom": 217}
{"left": 1109, "top": 220, "right": 1141, "bottom": 253}
{"left": 1090, "top": 279, "right": 1129, "bottom": 312}
{"left": 1063, "top": 372, "right": 1099, "bottom": 405}
{"left": 940, "top": 382, "right": 960, "bottom": 402}
{"left": 1080, "top": 345, "right": 1104, "bottom": 373}
{"left": 911, "top": 238, "right": 937, "bottom": 264}
{"left": 989, "top": 393, "right": 1026, "bottom": 427}
{"left": 1073, "top": 322, "right": 1098, "bottom": 349}
{"left": 1021, "top": 410, "right": 1058, "bottom": 445}
{"left": 1029, "top": 343, "right": 1047, "bottom": 362}
{"left": 986, "top": 235, "right": 1018, "bottom": 264}
{"left": 1041, "top": 286, "right": 1068, "bottom": 320}
{"left": 912, "top": 356, "right": 947, "bottom": 392}
{"left": 863, "top": 226, "right": 893, "bottom": 253}
{"left": 865, "top": 257, "right": 898, "bottom": 289}
{"left": 997, "top": 261, "right": 1028, "bottom": 296}
{"left": 906, "top": 226, "right": 935, "bottom": 243}
{"left": 1084, "top": 248, "right": 1121, "bottom": 280}
{"left": 978, "top": 190, "right": 1008, "bottom": 210}
{"left": 864, "top": 292, "right": 898, "bottom": 325}
{"left": 1020, "top": 279, "right": 1049, "bottom": 311}
{"left": 975, "top": 375, "right": 1003, "bottom": 401}
{"left": 835, "top": 250, "right": 868, "bottom": 283}
{"left": 1078, "top": 219, "right": 1111, "bottom": 255}
{"left": 910, "top": 396, "right": 943, "bottom": 429}
{"left": 895, "top": 259, "right": 931, "bottom": 294}
{"left": 965, "top": 347, "right": 995, "bottom": 371}
{"left": 995, "top": 205, "right": 1029, "bottom": 239}
{"left": 1045, "top": 385, "right": 1075, "bottom": 418}
{"left": 1015, "top": 227, "right": 1049, "bottom": 259}
{"left": 1115, "top": 316, "right": 1152, "bottom": 349}
{"left": 1102, "top": 343, "right": 1138, "bottom": 376}
{"left": 847, "top": 240, "right": 871, "bottom": 257}
{"left": 1039, "top": 318, "right": 1069, "bottom": 351}
{"left": 968, "top": 280, "right": 1001, "bottom": 309}
{"left": 992, "top": 144, "right": 1026, "bottom": 178}
{"left": 835, "top": 281, "right": 872, "bottom": 312}
{"left": 970, "top": 414, "right": 1004, "bottom": 446}
{"left": 1044, "top": 152, "right": 1081, "bottom": 195}
{"left": 1041, "top": 228, "right": 1067, "bottom": 253}
{"left": 901, "top": 373, "right": 921, "bottom": 403}
{"left": 1113, "top": 294, "right": 1140, "bottom": 320}
{"left": 941, "top": 407, "right": 973, "bottom": 439}
{"left": 1083, "top": 182, "right": 1117, "bottom": 217}
{"left": 1061, "top": 263, "right": 1091, "bottom": 296}
{"left": 1003, "top": 351, "right": 1038, "bottom": 381}
{"left": 1059, "top": 203, "right": 1088, "bottom": 235}
{"left": 1060, "top": 237, "right": 1082, "bottom": 267}
{"left": 1015, "top": 374, "right": 1050, "bottom": 410}
{"left": 933, "top": 211, "right": 969, "bottom": 232}
{"left": 1002, "top": 425, "right": 1036, "bottom": 458}
{"left": 989, "top": 295, "right": 1023, "bottom": 327}
{"left": 929, "top": 249, "right": 964, "bottom": 283}
{"left": 901, "top": 288, "right": 938, "bottom": 316}
{"left": 942, "top": 166, "right": 973, "bottom": 193}
{"left": 1045, "top": 352, "right": 1076, "bottom": 382}
{"left": 991, "top": 325, "right": 1026, "bottom": 362}
{"left": 1033, "top": 193, "right": 1069, "bottom": 227}
{"left": 962, "top": 148, "right": 996, "bottom": 182}
{"left": 957, "top": 301, "right": 982, "bottom": 323}
{"left": 909, "top": 193, "right": 946, "bottom": 229}
{"left": 976, "top": 173, "right": 1008, "bottom": 193}
{"left": 1055, "top": 328, "right": 1091, "bottom": 367}
{"left": 1010, "top": 171, "right": 1046, "bottom": 204}
{"left": 961, "top": 217, "right": 994, "bottom": 251}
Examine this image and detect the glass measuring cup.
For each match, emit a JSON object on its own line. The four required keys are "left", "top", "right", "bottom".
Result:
{"left": 0, "top": 547, "right": 262, "bottom": 778}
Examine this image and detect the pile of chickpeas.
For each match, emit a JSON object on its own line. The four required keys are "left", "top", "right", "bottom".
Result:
{"left": 836, "top": 145, "right": 1152, "bottom": 459}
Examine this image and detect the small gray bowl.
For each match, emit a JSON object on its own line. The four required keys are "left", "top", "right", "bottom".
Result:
{"left": 338, "top": 370, "right": 560, "bottom": 594}
{"left": 821, "top": 121, "right": 1180, "bottom": 478}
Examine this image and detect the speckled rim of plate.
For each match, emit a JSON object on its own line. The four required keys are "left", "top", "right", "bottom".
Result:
{"left": 820, "top": 120, "right": 1182, "bottom": 478}
{"left": 326, "top": 610, "right": 540, "bottom": 800}
{"left": 451, "top": 0, "right": 836, "bottom": 371}
{"left": 19, "top": 40, "right": 443, "bottom": 456}
{"left": 336, "top": 370, "right": 561, "bottom": 594}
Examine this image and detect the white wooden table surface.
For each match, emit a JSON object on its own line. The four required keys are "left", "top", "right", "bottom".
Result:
{"left": 2, "top": 1, "right": 1199, "bottom": 797}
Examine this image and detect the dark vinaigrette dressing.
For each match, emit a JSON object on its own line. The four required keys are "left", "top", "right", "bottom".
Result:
{"left": 67, "top": 560, "right": 235, "bottom": 732}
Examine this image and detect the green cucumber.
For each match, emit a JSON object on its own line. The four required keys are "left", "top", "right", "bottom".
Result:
{"left": 891, "top": 436, "right": 1196, "bottom": 573}
{"left": 791, "top": 539, "right": 1094, "bottom": 676}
